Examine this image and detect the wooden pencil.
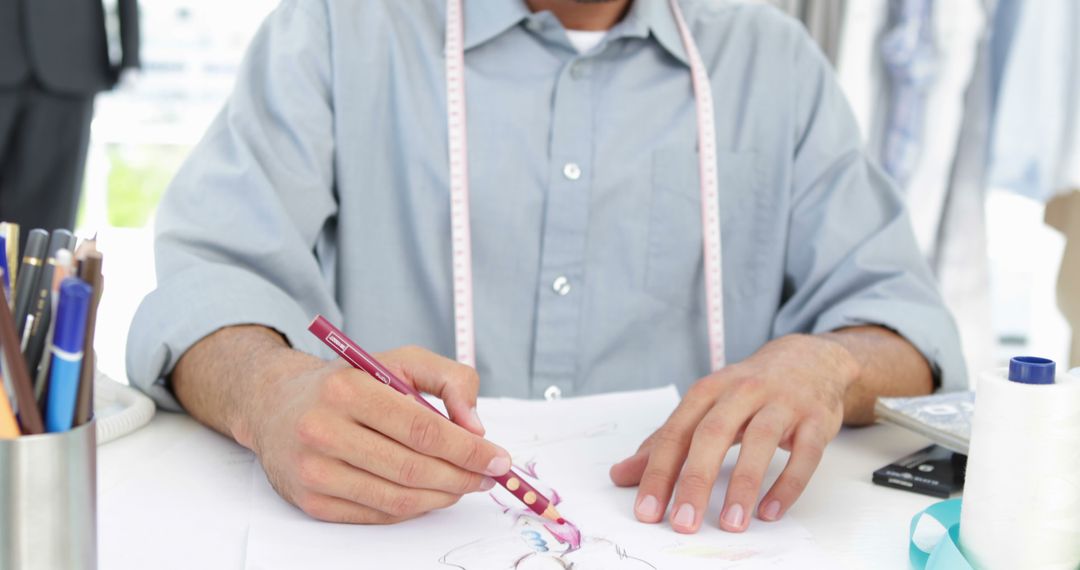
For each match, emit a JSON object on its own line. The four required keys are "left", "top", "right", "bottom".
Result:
{"left": 0, "top": 277, "right": 43, "bottom": 434}
{"left": 74, "top": 252, "right": 102, "bottom": 426}
{"left": 0, "top": 373, "right": 19, "bottom": 438}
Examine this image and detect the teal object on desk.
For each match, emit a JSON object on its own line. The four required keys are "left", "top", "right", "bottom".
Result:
{"left": 909, "top": 499, "right": 973, "bottom": 569}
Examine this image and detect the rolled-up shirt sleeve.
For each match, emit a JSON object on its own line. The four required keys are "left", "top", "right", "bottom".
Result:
{"left": 771, "top": 29, "right": 968, "bottom": 392}
{"left": 126, "top": 0, "right": 341, "bottom": 410}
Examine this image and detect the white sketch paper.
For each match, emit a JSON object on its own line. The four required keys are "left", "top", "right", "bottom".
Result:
{"left": 244, "top": 386, "right": 835, "bottom": 569}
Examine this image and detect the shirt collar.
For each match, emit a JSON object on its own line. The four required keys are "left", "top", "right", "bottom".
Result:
{"left": 617, "top": 0, "right": 691, "bottom": 66}
{"left": 463, "top": 0, "right": 690, "bottom": 66}
{"left": 463, "top": 1, "right": 532, "bottom": 50}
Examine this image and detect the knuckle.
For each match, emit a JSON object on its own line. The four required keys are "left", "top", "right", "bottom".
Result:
{"left": 386, "top": 491, "right": 419, "bottom": 518}
{"left": 810, "top": 425, "right": 832, "bottom": 447}
{"left": 456, "top": 473, "right": 479, "bottom": 495}
{"left": 684, "top": 380, "right": 714, "bottom": 401}
{"left": 729, "top": 471, "right": 760, "bottom": 494}
{"left": 295, "top": 492, "right": 328, "bottom": 520}
{"left": 397, "top": 458, "right": 423, "bottom": 487}
{"left": 653, "top": 427, "right": 687, "bottom": 449}
{"left": 459, "top": 438, "right": 483, "bottom": 470}
{"left": 408, "top": 414, "right": 442, "bottom": 452}
{"left": 777, "top": 473, "right": 809, "bottom": 497}
{"left": 734, "top": 375, "right": 763, "bottom": 394}
{"left": 639, "top": 465, "right": 676, "bottom": 488}
{"left": 321, "top": 370, "right": 355, "bottom": 403}
{"left": 451, "top": 364, "right": 477, "bottom": 392}
{"left": 797, "top": 428, "right": 828, "bottom": 456}
{"left": 295, "top": 412, "right": 332, "bottom": 449}
{"left": 456, "top": 366, "right": 480, "bottom": 389}
{"left": 745, "top": 422, "right": 782, "bottom": 446}
{"left": 365, "top": 510, "right": 396, "bottom": 525}
{"left": 803, "top": 437, "right": 827, "bottom": 458}
{"left": 295, "top": 455, "right": 327, "bottom": 489}
{"left": 678, "top": 470, "right": 712, "bottom": 495}
{"left": 440, "top": 493, "right": 463, "bottom": 509}
{"left": 695, "top": 417, "right": 732, "bottom": 441}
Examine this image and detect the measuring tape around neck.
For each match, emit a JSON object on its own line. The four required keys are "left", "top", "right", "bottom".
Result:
{"left": 444, "top": 0, "right": 727, "bottom": 373}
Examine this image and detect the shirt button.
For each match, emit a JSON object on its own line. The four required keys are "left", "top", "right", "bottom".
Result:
{"left": 570, "top": 62, "right": 587, "bottom": 79}
{"left": 563, "top": 162, "right": 582, "bottom": 181}
{"left": 552, "top": 275, "right": 571, "bottom": 295}
{"left": 544, "top": 385, "right": 563, "bottom": 401}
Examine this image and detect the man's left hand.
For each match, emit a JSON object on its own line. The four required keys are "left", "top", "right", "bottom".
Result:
{"left": 609, "top": 334, "right": 860, "bottom": 534}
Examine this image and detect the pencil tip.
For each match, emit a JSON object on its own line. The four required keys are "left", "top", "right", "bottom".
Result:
{"left": 541, "top": 504, "right": 567, "bottom": 524}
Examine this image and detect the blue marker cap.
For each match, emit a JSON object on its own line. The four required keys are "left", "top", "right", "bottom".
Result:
{"left": 1008, "top": 356, "right": 1056, "bottom": 385}
{"left": 53, "top": 278, "right": 93, "bottom": 354}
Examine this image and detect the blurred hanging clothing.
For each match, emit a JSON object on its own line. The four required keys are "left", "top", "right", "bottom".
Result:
{"left": 0, "top": 0, "right": 140, "bottom": 246}
{"left": 837, "top": 0, "right": 995, "bottom": 381}
{"left": 931, "top": 0, "right": 999, "bottom": 381}
{"left": 988, "top": 0, "right": 1080, "bottom": 202}
{"left": 878, "top": 0, "right": 936, "bottom": 189}
{"left": 987, "top": 0, "right": 1080, "bottom": 368}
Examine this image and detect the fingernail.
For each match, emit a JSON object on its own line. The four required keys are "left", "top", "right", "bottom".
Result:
{"left": 470, "top": 407, "right": 484, "bottom": 431}
{"left": 485, "top": 455, "right": 511, "bottom": 476}
{"left": 673, "top": 503, "right": 695, "bottom": 529}
{"left": 635, "top": 494, "right": 660, "bottom": 520}
{"left": 479, "top": 477, "right": 496, "bottom": 491}
{"left": 760, "top": 500, "right": 781, "bottom": 521}
{"left": 722, "top": 503, "right": 745, "bottom": 529}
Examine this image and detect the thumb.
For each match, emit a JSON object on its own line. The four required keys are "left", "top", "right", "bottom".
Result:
{"left": 610, "top": 432, "right": 658, "bottom": 487}
{"left": 384, "top": 346, "right": 486, "bottom": 436}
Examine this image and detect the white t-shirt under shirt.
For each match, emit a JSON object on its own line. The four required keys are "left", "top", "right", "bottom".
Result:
{"left": 565, "top": 29, "right": 607, "bottom": 54}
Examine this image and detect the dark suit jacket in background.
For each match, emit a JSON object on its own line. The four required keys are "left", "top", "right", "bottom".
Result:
{"left": 0, "top": 0, "right": 140, "bottom": 94}
{"left": 0, "top": 0, "right": 139, "bottom": 244}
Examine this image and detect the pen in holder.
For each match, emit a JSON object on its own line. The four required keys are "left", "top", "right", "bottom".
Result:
{"left": 0, "top": 419, "right": 97, "bottom": 570}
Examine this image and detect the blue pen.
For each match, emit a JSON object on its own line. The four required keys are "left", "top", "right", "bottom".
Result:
{"left": 0, "top": 235, "right": 9, "bottom": 301}
{"left": 44, "top": 277, "right": 92, "bottom": 432}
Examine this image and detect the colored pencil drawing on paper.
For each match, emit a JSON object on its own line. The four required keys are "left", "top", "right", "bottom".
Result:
{"left": 438, "top": 460, "right": 656, "bottom": 570}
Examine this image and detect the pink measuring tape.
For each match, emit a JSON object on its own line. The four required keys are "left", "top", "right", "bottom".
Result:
{"left": 444, "top": 0, "right": 727, "bottom": 373}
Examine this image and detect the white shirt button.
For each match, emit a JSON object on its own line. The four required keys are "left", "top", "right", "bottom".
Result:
{"left": 570, "top": 62, "right": 587, "bottom": 79}
{"left": 544, "top": 385, "right": 563, "bottom": 401}
{"left": 563, "top": 162, "right": 582, "bottom": 181}
{"left": 552, "top": 275, "right": 571, "bottom": 295}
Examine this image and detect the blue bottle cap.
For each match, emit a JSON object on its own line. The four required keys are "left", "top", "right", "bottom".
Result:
{"left": 53, "top": 277, "right": 93, "bottom": 354}
{"left": 1008, "top": 356, "right": 1056, "bottom": 385}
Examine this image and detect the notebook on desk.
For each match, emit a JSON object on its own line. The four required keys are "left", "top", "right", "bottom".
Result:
{"left": 874, "top": 391, "right": 974, "bottom": 455}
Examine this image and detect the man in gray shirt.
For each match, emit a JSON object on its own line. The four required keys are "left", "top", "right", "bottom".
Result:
{"left": 128, "top": 0, "right": 965, "bottom": 535}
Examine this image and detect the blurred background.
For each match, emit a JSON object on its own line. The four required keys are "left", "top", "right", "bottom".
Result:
{"left": 3, "top": 0, "right": 1076, "bottom": 386}
{"left": 62, "top": 0, "right": 279, "bottom": 382}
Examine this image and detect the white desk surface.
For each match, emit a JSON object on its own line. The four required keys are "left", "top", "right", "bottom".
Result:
{"left": 97, "top": 412, "right": 940, "bottom": 569}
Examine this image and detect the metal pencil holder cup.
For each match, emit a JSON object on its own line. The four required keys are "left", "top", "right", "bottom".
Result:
{"left": 0, "top": 420, "right": 96, "bottom": 570}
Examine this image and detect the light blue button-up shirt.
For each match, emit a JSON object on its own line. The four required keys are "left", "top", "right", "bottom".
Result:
{"left": 128, "top": 0, "right": 966, "bottom": 410}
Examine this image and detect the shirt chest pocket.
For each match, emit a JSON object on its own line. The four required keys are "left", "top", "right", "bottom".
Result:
{"left": 646, "top": 147, "right": 764, "bottom": 310}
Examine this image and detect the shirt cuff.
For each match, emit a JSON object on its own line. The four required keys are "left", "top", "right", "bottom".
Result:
{"left": 125, "top": 263, "right": 330, "bottom": 411}
{"left": 811, "top": 298, "right": 969, "bottom": 393}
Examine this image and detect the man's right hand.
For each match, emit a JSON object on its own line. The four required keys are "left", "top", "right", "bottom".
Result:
{"left": 172, "top": 326, "right": 512, "bottom": 524}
